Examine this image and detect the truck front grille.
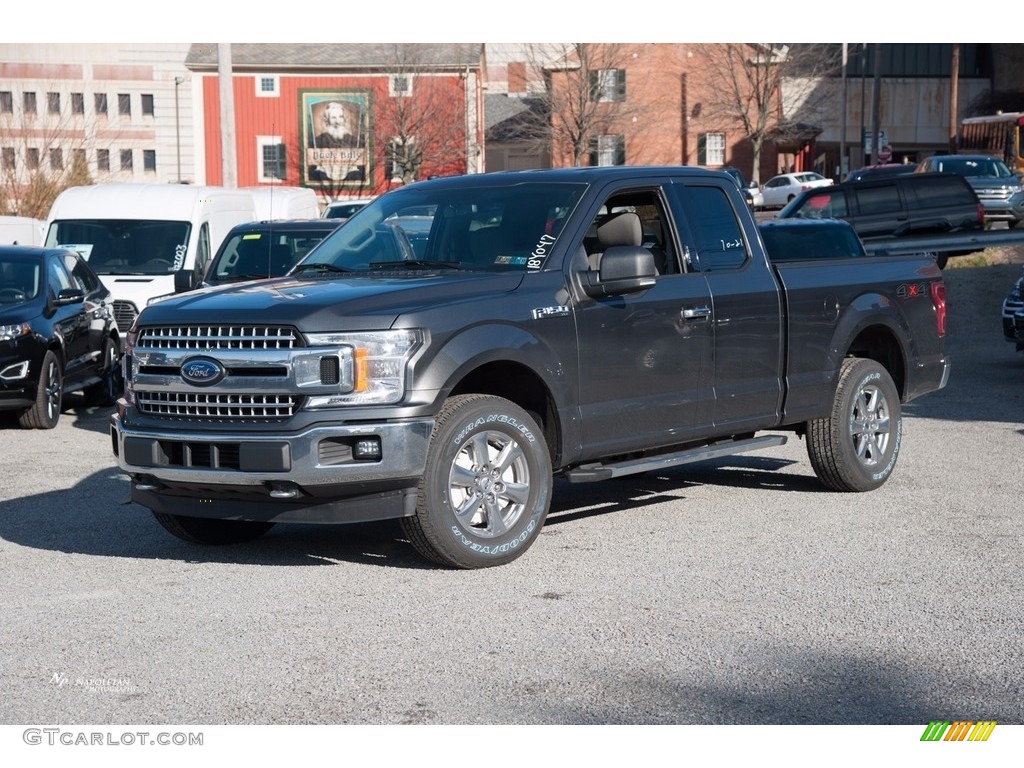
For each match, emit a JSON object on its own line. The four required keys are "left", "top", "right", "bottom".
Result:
{"left": 138, "top": 325, "right": 300, "bottom": 350}
{"left": 137, "top": 391, "right": 300, "bottom": 420}
{"left": 113, "top": 301, "right": 139, "bottom": 333}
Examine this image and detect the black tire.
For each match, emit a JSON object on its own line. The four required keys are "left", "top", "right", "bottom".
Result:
{"left": 933, "top": 253, "right": 948, "bottom": 270}
{"left": 84, "top": 337, "right": 122, "bottom": 407}
{"left": 806, "top": 358, "right": 902, "bottom": 492}
{"left": 401, "top": 394, "right": 552, "bottom": 569}
{"left": 18, "top": 351, "right": 63, "bottom": 429}
{"left": 152, "top": 512, "right": 274, "bottom": 545}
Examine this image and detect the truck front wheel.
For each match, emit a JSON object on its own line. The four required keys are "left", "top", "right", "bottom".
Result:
{"left": 806, "top": 357, "right": 902, "bottom": 492}
{"left": 402, "top": 394, "right": 552, "bottom": 569}
{"left": 152, "top": 512, "right": 275, "bottom": 545}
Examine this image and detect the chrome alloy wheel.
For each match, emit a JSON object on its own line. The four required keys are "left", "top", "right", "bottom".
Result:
{"left": 447, "top": 430, "right": 532, "bottom": 538}
{"left": 849, "top": 381, "right": 891, "bottom": 469}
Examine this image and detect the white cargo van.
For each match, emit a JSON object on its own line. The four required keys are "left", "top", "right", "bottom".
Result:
{"left": 0, "top": 216, "right": 45, "bottom": 245}
{"left": 244, "top": 186, "right": 320, "bottom": 220}
{"left": 44, "top": 184, "right": 255, "bottom": 331}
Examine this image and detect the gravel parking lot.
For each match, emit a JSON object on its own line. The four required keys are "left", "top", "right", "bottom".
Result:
{"left": 1, "top": 251, "right": 1022, "bottom": 738}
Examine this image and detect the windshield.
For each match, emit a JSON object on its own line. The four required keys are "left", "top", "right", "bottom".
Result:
{"left": 45, "top": 219, "right": 191, "bottom": 275}
{"left": 0, "top": 257, "right": 41, "bottom": 302}
{"left": 208, "top": 227, "right": 337, "bottom": 282}
{"left": 297, "top": 181, "right": 587, "bottom": 274}
{"left": 930, "top": 157, "right": 1012, "bottom": 178}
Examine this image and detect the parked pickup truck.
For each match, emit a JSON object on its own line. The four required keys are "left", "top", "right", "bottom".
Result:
{"left": 110, "top": 167, "right": 950, "bottom": 568}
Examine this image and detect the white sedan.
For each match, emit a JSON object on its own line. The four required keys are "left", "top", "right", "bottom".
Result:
{"left": 759, "top": 172, "right": 833, "bottom": 209}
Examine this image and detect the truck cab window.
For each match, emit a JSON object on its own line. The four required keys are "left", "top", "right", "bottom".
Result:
{"left": 676, "top": 185, "right": 748, "bottom": 271}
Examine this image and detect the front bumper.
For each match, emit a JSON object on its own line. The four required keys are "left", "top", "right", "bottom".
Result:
{"left": 110, "top": 412, "right": 434, "bottom": 523}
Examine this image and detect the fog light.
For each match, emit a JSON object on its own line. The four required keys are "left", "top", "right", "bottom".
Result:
{"left": 353, "top": 438, "right": 381, "bottom": 461}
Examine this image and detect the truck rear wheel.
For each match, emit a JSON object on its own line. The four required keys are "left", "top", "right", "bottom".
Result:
{"left": 152, "top": 512, "right": 274, "bottom": 545}
{"left": 807, "top": 357, "right": 902, "bottom": 492}
{"left": 402, "top": 394, "right": 552, "bottom": 569}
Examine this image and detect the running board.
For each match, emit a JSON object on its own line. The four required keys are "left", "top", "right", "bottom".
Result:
{"left": 564, "top": 435, "right": 788, "bottom": 483}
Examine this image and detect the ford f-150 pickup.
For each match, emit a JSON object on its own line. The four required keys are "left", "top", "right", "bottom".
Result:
{"left": 110, "top": 167, "right": 950, "bottom": 568}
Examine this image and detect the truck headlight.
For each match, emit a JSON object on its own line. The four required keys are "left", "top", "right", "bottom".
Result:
{"left": 301, "top": 329, "right": 421, "bottom": 406}
{"left": 0, "top": 322, "right": 31, "bottom": 342}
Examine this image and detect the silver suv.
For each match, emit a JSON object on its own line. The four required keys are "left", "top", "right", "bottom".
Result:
{"left": 915, "top": 154, "right": 1024, "bottom": 228}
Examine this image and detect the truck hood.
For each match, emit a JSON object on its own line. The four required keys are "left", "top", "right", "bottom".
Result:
{"left": 138, "top": 271, "right": 525, "bottom": 331}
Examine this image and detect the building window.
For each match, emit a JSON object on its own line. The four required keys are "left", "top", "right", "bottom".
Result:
{"left": 24, "top": 92, "right": 37, "bottom": 115}
{"left": 27, "top": 148, "right": 40, "bottom": 170}
{"left": 256, "top": 76, "right": 278, "bottom": 97}
{"left": 389, "top": 75, "right": 412, "bottom": 97}
{"left": 97, "top": 148, "right": 110, "bottom": 172}
{"left": 697, "top": 133, "right": 726, "bottom": 166}
{"left": 141, "top": 93, "right": 154, "bottom": 116}
{"left": 590, "top": 69, "right": 626, "bottom": 102}
{"left": 71, "top": 92, "right": 84, "bottom": 114}
{"left": 118, "top": 93, "right": 131, "bottom": 116}
{"left": 257, "top": 136, "right": 286, "bottom": 181}
{"left": 2, "top": 147, "right": 15, "bottom": 171}
{"left": 143, "top": 149, "right": 156, "bottom": 172}
{"left": 120, "top": 149, "right": 133, "bottom": 171}
{"left": 95, "top": 93, "right": 107, "bottom": 116}
{"left": 590, "top": 134, "right": 625, "bottom": 166}
{"left": 0, "top": 92, "right": 12, "bottom": 113}
{"left": 49, "top": 148, "right": 63, "bottom": 170}
{"left": 47, "top": 92, "right": 61, "bottom": 115}
{"left": 73, "top": 148, "right": 86, "bottom": 169}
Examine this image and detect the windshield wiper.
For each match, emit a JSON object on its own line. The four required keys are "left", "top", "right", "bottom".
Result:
{"left": 292, "top": 263, "right": 351, "bottom": 274}
{"left": 216, "top": 273, "right": 270, "bottom": 281}
{"left": 369, "top": 259, "right": 462, "bottom": 270}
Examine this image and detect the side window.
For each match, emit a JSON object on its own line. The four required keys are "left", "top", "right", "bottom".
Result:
{"left": 582, "top": 190, "right": 677, "bottom": 275}
{"left": 793, "top": 189, "right": 848, "bottom": 219}
{"left": 64, "top": 253, "right": 98, "bottom": 293}
{"left": 853, "top": 184, "right": 901, "bottom": 215}
{"left": 673, "top": 185, "right": 748, "bottom": 271}
{"left": 47, "top": 256, "right": 74, "bottom": 296}
{"left": 195, "top": 224, "right": 211, "bottom": 278}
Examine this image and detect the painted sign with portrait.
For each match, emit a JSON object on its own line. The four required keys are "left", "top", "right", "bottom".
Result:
{"left": 301, "top": 91, "right": 371, "bottom": 187}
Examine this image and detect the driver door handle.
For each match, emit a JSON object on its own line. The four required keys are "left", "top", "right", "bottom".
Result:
{"left": 682, "top": 306, "right": 711, "bottom": 320}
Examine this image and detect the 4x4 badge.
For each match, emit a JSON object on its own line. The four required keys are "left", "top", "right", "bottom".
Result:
{"left": 180, "top": 357, "right": 225, "bottom": 386}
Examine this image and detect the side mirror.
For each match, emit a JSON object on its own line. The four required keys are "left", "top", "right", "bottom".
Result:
{"left": 54, "top": 287, "right": 85, "bottom": 306}
{"left": 173, "top": 267, "right": 194, "bottom": 294}
{"left": 581, "top": 246, "right": 657, "bottom": 298}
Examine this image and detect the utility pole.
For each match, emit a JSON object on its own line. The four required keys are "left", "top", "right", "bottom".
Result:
{"left": 217, "top": 43, "right": 237, "bottom": 188}
{"left": 839, "top": 43, "right": 848, "bottom": 180}
{"left": 949, "top": 44, "right": 960, "bottom": 153}
{"left": 870, "top": 43, "right": 882, "bottom": 166}
{"left": 174, "top": 76, "right": 184, "bottom": 183}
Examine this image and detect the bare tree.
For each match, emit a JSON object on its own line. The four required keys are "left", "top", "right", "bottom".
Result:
{"left": 0, "top": 86, "right": 96, "bottom": 218}
{"left": 371, "top": 44, "right": 470, "bottom": 189}
{"left": 687, "top": 43, "right": 841, "bottom": 183}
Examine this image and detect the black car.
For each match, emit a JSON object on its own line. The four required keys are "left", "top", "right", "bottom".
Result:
{"left": 1001, "top": 267, "right": 1024, "bottom": 349}
{"left": 776, "top": 172, "right": 985, "bottom": 267}
{"left": 721, "top": 166, "right": 756, "bottom": 207}
{"left": 0, "top": 247, "right": 122, "bottom": 428}
{"left": 175, "top": 219, "right": 344, "bottom": 292}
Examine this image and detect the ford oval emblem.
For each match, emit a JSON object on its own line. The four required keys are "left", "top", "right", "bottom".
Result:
{"left": 180, "top": 357, "right": 225, "bottom": 387}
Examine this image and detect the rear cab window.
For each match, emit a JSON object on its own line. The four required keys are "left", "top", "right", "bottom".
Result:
{"left": 668, "top": 183, "right": 749, "bottom": 271}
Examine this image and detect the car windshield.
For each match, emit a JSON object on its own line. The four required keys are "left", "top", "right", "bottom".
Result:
{"left": 325, "top": 203, "right": 367, "bottom": 219}
{"left": 0, "top": 257, "right": 41, "bottom": 302}
{"left": 930, "top": 157, "right": 1012, "bottom": 178}
{"left": 45, "top": 219, "right": 191, "bottom": 275}
{"left": 296, "top": 181, "right": 587, "bottom": 274}
{"left": 208, "top": 227, "right": 337, "bottom": 282}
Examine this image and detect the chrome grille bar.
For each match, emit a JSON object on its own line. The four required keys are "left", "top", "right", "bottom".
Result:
{"left": 138, "top": 325, "right": 299, "bottom": 350}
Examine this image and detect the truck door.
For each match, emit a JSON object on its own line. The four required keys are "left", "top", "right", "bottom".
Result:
{"left": 572, "top": 184, "right": 714, "bottom": 458}
{"left": 669, "top": 181, "right": 785, "bottom": 433}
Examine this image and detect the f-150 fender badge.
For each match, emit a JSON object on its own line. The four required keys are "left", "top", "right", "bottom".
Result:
{"left": 180, "top": 357, "right": 226, "bottom": 386}
{"left": 532, "top": 306, "right": 570, "bottom": 319}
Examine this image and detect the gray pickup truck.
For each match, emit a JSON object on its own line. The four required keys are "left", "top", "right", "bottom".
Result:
{"left": 110, "top": 167, "right": 949, "bottom": 568}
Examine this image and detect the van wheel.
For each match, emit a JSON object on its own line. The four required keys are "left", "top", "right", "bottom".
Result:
{"left": 806, "top": 358, "right": 902, "bottom": 492}
{"left": 401, "top": 394, "right": 552, "bottom": 569}
{"left": 18, "top": 351, "right": 62, "bottom": 429}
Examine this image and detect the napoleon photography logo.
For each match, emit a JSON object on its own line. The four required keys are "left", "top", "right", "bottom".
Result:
{"left": 920, "top": 721, "right": 997, "bottom": 742}
{"left": 50, "top": 671, "right": 135, "bottom": 694}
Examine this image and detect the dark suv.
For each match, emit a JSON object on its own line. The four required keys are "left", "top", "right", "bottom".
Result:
{"left": 914, "top": 154, "right": 1024, "bottom": 228}
{"left": 0, "top": 246, "right": 122, "bottom": 429}
{"left": 777, "top": 172, "right": 984, "bottom": 267}
{"left": 175, "top": 219, "right": 343, "bottom": 293}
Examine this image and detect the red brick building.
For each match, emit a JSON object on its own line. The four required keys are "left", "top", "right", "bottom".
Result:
{"left": 185, "top": 44, "right": 484, "bottom": 201}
